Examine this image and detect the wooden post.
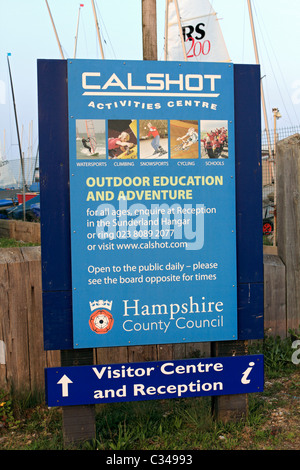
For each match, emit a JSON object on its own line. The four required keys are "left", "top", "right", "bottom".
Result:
{"left": 61, "top": 349, "right": 96, "bottom": 445}
{"left": 142, "top": 0, "right": 157, "bottom": 60}
{"left": 212, "top": 341, "right": 249, "bottom": 423}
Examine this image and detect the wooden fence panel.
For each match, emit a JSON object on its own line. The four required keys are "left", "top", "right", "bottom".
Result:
{"left": 0, "top": 248, "right": 31, "bottom": 392}
{"left": 0, "top": 246, "right": 289, "bottom": 394}
{"left": 0, "top": 251, "right": 10, "bottom": 391}
{"left": 277, "top": 134, "right": 300, "bottom": 333}
{"left": 0, "top": 247, "right": 59, "bottom": 393}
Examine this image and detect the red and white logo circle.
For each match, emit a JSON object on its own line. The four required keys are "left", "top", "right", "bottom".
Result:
{"left": 89, "top": 309, "right": 114, "bottom": 334}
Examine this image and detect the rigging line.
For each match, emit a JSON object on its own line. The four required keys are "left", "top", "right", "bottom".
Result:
{"left": 159, "top": 47, "right": 164, "bottom": 60}
{"left": 264, "top": 44, "right": 300, "bottom": 125}
{"left": 204, "top": 0, "right": 216, "bottom": 31}
{"left": 207, "top": 0, "right": 230, "bottom": 61}
{"left": 93, "top": 19, "right": 102, "bottom": 60}
{"left": 252, "top": 1, "right": 290, "bottom": 124}
{"left": 94, "top": 0, "right": 117, "bottom": 58}
{"left": 61, "top": 44, "right": 70, "bottom": 60}
{"left": 252, "top": 1, "right": 295, "bottom": 125}
{"left": 242, "top": 0, "right": 246, "bottom": 63}
{"left": 79, "top": 7, "right": 90, "bottom": 58}
{"left": 252, "top": 0, "right": 297, "bottom": 126}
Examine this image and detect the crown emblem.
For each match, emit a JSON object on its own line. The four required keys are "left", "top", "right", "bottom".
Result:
{"left": 89, "top": 300, "right": 113, "bottom": 311}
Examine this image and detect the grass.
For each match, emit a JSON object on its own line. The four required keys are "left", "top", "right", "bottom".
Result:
{"left": 0, "top": 332, "right": 299, "bottom": 451}
{"left": 0, "top": 237, "right": 39, "bottom": 248}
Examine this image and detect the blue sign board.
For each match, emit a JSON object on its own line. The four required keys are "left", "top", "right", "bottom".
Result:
{"left": 45, "top": 355, "right": 263, "bottom": 407}
{"left": 67, "top": 59, "right": 237, "bottom": 349}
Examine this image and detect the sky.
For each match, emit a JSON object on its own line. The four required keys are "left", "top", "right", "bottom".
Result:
{"left": 0, "top": 0, "right": 299, "bottom": 161}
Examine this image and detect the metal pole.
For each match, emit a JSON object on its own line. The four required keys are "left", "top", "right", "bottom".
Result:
{"left": 91, "top": 0, "right": 105, "bottom": 59}
{"left": 45, "top": 0, "right": 65, "bottom": 59}
{"left": 272, "top": 107, "right": 281, "bottom": 247}
{"left": 247, "top": 0, "right": 272, "bottom": 160}
{"left": 7, "top": 54, "right": 26, "bottom": 221}
{"left": 32, "top": 145, "right": 39, "bottom": 185}
{"left": 273, "top": 109, "right": 277, "bottom": 246}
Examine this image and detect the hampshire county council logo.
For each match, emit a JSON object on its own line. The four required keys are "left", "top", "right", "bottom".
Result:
{"left": 89, "top": 300, "right": 114, "bottom": 334}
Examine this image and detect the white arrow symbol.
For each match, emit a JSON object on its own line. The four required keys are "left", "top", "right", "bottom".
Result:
{"left": 57, "top": 375, "right": 73, "bottom": 397}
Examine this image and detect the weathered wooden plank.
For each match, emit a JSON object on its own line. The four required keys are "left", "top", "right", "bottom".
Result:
{"left": 212, "top": 394, "right": 249, "bottom": 423}
{"left": 185, "top": 342, "right": 211, "bottom": 359}
{"left": 128, "top": 344, "right": 158, "bottom": 363}
{"left": 0, "top": 254, "right": 9, "bottom": 390}
{"left": 62, "top": 405, "right": 96, "bottom": 445}
{"left": 95, "top": 346, "right": 128, "bottom": 365}
{"left": 277, "top": 134, "right": 300, "bottom": 332}
{"left": 22, "top": 247, "right": 45, "bottom": 391}
{"left": 172, "top": 343, "right": 186, "bottom": 360}
{"left": 21, "top": 246, "right": 41, "bottom": 261}
{"left": 0, "top": 220, "right": 40, "bottom": 243}
{"left": 45, "top": 350, "right": 61, "bottom": 369}
{"left": 263, "top": 254, "right": 286, "bottom": 337}
{"left": 13, "top": 221, "right": 40, "bottom": 244}
{"left": 157, "top": 344, "right": 173, "bottom": 361}
{"left": 1, "top": 249, "right": 31, "bottom": 392}
{"left": 0, "top": 247, "right": 24, "bottom": 264}
{"left": 128, "top": 344, "right": 157, "bottom": 362}
{"left": 0, "top": 220, "right": 15, "bottom": 239}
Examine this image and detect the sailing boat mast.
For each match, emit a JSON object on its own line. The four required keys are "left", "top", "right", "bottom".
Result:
{"left": 91, "top": 0, "right": 105, "bottom": 59}
{"left": 173, "top": 0, "right": 187, "bottom": 61}
{"left": 7, "top": 54, "right": 26, "bottom": 221}
{"left": 164, "top": 0, "right": 186, "bottom": 60}
{"left": 45, "top": 0, "right": 65, "bottom": 59}
{"left": 73, "top": 4, "right": 84, "bottom": 58}
{"left": 164, "top": 0, "right": 169, "bottom": 60}
{"left": 247, "top": 0, "right": 272, "bottom": 160}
